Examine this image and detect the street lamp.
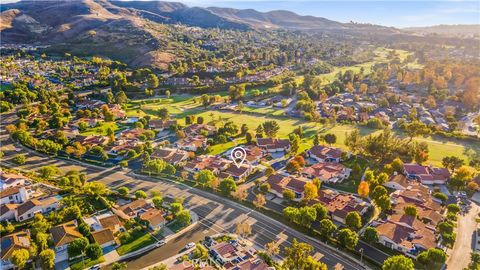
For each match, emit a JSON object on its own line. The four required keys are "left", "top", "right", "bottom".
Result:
{"left": 359, "top": 248, "right": 364, "bottom": 264}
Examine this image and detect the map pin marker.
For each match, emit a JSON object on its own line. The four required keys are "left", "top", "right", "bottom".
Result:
{"left": 231, "top": 147, "right": 247, "bottom": 168}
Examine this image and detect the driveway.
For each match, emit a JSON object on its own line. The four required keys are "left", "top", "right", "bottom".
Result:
{"left": 447, "top": 201, "right": 479, "bottom": 270}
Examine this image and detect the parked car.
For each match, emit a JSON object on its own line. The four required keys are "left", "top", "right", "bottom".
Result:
{"left": 185, "top": 242, "right": 195, "bottom": 249}
{"left": 155, "top": 240, "right": 166, "bottom": 247}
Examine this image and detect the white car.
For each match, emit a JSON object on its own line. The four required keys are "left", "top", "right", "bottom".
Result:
{"left": 89, "top": 266, "right": 100, "bottom": 270}
{"left": 185, "top": 242, "right": 195, "bottom": 249}
{"left": 155, "top": 240, "right": 166, "bottom": 247}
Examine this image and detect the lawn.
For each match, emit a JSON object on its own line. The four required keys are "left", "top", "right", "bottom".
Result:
{"left": 80, "top": 122, "right": 119, "bottom": 136}
{"left": 70, "top": 256, "right": 105, "bottom": 270}
{"left": 167, "top": 220, "right": 189, "bottom": 233}
{"left": 193, "top": 111, "right": 478, "bottom": 166}
{"left": 116, "top": 232, "right": 156, "bottom": 255}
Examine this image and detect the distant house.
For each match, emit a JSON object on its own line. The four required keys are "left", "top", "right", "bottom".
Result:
{"left": 74, "top": 135, "right": 109, "bottom": 147}
{"left": 175, "top": 135, "right": 208, "bottom": 152}
{"left": 307, "top": 145, "right": 344, "bottom": 163}
{"left": 183, "top": 124, "right": 216, "bottom": 136}
{"left": 92, "top": 228, "right": 116, "bottom": 248}
{"left": 209, "top": 241, "right": 256, "bottom": 266}
{"left": 15, "top": 196, "right": 60, "bottom": 222}
{"left": 301, "top": 162, "right": 351, "bottom": 183}
{"left": 243, "top": 145, "right": 264, "bottom": 165}
{"left": 139, "top": 208, "right": 166, "bottom": 231}
{"left": 76, "top": 99, "right": 105, "bottom": 110}
{"left": 50, "top": 220, "right": 84, "bottom": 262}
{"left": 83, "top": 212, "right": 123, "bottom": 233}
{"left": 0, "top": 230, "right": 31, "bottom": 270}
{"left": 256, "top": 138, "right": 290, "bottom": 153}
{"left": 151, "top": 148, "right": 190, "bottom": 165}
{"left": 149, "top": 119, "right": 177, "bottom": 131}
{"left": 403, "top": 163, "right": 450, "bottom": 185}
{"left": 317, "top": 189, "right": 370, "bottom": 224}
{"left": 265, "top": 173, "right": 309, "bottom": 201}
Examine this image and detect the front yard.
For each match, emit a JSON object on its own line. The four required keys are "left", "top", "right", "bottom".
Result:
{"left": 116, "top": 232, "right": 157, "bottom": 255}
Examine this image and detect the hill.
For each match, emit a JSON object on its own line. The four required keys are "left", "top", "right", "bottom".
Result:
{"left": 404, "top": 24, "right": 480, "bottom": 39}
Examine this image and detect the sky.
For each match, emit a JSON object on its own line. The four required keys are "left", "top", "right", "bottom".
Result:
{"left": 2, "top": 0, "right": 479, "bottom": 28}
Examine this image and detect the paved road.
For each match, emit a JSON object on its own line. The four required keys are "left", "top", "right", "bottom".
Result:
{"left": 0, "top": 112, "right": 367, "bottom": 270}
{"left": 447, "top": 200, "right": 479, "bottom": 270}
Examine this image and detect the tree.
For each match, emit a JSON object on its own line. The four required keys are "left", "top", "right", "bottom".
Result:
{"left": 323, "top": 133, "right": 337, "bottom": 145}
{"left": 403, "top": 205, "right": 418, "bottom": 217}
{"left": 117, "top": 187, "right": 129, "bottom": 196}
{"left": 288, "top": 133, "right": 300, "bottom": 154}
{"left": 345, "top": 212, "right": 362, "bottom": 230}
{"left": 338, "top": 228, "right": 358, "bottom": 250}
{"left": 170, "top": 202, "right": 183, "bottom": 214}
{"left": 157, "top": 108, "right": 169, "bottom": 121}
{"left": 196, "top": 170, "right": 216, "bottom": 188}
{"left": 286, "top": 160, "right": 301, "bottom": 173}
{"left": 164, "top": 164, "right": 176, "bottom": 175}
{"left": 447, "top": 204, "right": 460, "bottom": 215}
{"left": 235, "top": 221, "right": 252, "bottom": 238}
{"left": 85, "top": 243, "right": 102, "bottom": 260}
{"left": 442, "top": 156, "right": 464, "bottom": 172}
{"left": 357, "top": 181, "right": 369, "bottom": 198}
{"left": 68, "top": 237, "right": 89, "bottom": 258}
{"left": 112, "top": 262, "right": 128, "bottom": 270}
{"left": 376, "top": 195, "right": 392, "bottom": 212}
{"left": 262, "top": 121, "right": 280, "bottom": 137}
{"left": 433, "top": 192, "right": 448, "bottom": 204}
{"left": 176, "top": 210, "right": 192, "bottom": 226}
{"left": 382, "top": 255, "right": 414, "bottom": 270}
{"left": 115, "top": 91, "right": 128, "bottom": 104}
{"left": 40, "top": 249, "right": 55, "bottom": 270}
{"left": 228, "top": 84, "right": 246, "bottom": 101}
{"left": 417, "top": 248, "right": 447, "bottom": 270}
{"left": 345, "top": 129, "right": 363, "bottom": 154}
{"left": 253, "top": 193, "right": 266, "bottom": 208}
{"left": 147, "top": 74, "right": 159, "bottom": 89}
{"left": 13, "top": 154, "right": 26, "bottom": 164}
{"left": 319, "top": 219, "right": 337, "bottom": 239}
{"left": 11, "top": 249, "right": 30, "bottom": 269}
{"left": 232, "top": 188, "right": 248, "bottom": 202}
{"left": 303, "top": 182, "right": 318, "bottom": 202}
{"left": 405, "top": 121, "right": 430, "bottom": 142}
{"left": 283, "top": 239, "right": 327, "bottom": 270}
{"left": 219, "top": 177, "right": 237, "bottom": 195}
{"left": 152, "top": 196, "right": 163, "bottom": 209}
{"left": 36, "top": 232, "right": 49, "bottom": 251}
{"left": 38, "top": 165, "right": 59, "bottom": 179}
{"left": 450, "top": 165, "right": 476, "bottom": 190}
{"left": 265, "top": 242, "right": 279, "bottom": 257}
{"left": 283, "top": 189, "right": 295, "bottom": 201}
{"left": 362, "top": 227, "right": 379, "bottom": 243}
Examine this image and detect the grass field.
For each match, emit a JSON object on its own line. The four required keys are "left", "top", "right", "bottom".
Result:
{"left": 80, "top": 122, "right": 119, "bottom": 136}
{"left": 116, "top": 232, "right": 156, "bottom": 255}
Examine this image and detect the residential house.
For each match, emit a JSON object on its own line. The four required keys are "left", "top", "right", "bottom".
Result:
{"left": 149, "top": 119, "right": 177, "bottom": 131}
{"left": 0, "top": 204, "right": 18, "bottom": 221}
{"left": 376, "top": 214, "right": 437, "bottom": 258}
{"left": 301, "top": 162, "right": 351, "bottom": 184}
{"left": 0, "top": 186, "right": 32, "bottom": 204}
{"left": 92, "top": 228, "right": 116, "bottom": 248}
{"left": 403, "top": 163, "right": 450, "bottom": 185}
{"left": 317, "top": 189, "right": 370, "bottom": 224}
{"left": 151, "top": 148, "right": 190, "bottom": 165}
{"left": 113, "top": 199, "right": 152, "bottom": 220}
{"left": 184, "top": 155, "right": 231, "bottom": 174}
{"left": 221, "top": 165, "right": 254, "bottom": 182}
{"left": 175, "top": 135, "right": 207, "bottom": 152}
{"left": 74, "top": 135, "right": 109, "bottom": 147}
{"left": 209, "top": 241, "right": 256, "bottom": 266}
{"left": 383, "top": 173, "right": 412, "bottom": 190}
{"left": 0, "top": 171, "right": 29, "bottom": 189}
{"left": 184, "top": 124, "right": 216, "bottom": 136}
{"left": 0, "top": 230, "right": 31, "bottom": 270}
{"left": 139, "top": 208, "right": 166, "bottom": 230}
{"left": 256, "top": 138, "right": 290, "bottom": 153}
{"left": 243, "top": 145, "right": 264, "bottom": 165}
{"left": 265, "top": 173, "right": 309, "bottom": 201}
{"left": 50, "top": 220, "right": 84, "bottom": 262}
{"left": 307, "top": 145, "right": 344, "bottom": 163}
{"left": 230, "top": 259, "right": 275, "bottom": 270}
{"left": 15, "top": 196, "right": 61, "bottom": 222}
{"left": 83, "top": 212, "right": 123, "bottom": 233}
